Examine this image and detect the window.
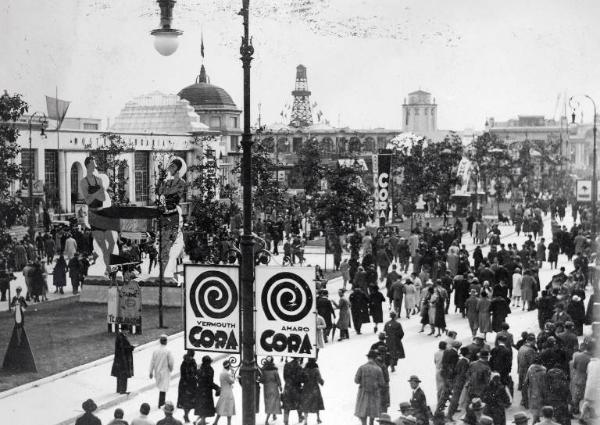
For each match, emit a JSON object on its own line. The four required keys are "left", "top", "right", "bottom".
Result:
{"left": 134, "top": 152, "right": 149, "bottom": 203}
{"left": 83, "top": 123, "right": 98, "bottom": 130}
{"left": 210, "top": 116, "right": 221, "bottom": 128}
{"left": 277, "top": 138, "right": 290, "bottom": 153}
{"left": 21, "top": 149, "right": 35, "bottom": 183}
{"left": 292, "top": 137, "right": 303, "bottom": 152}
{"left": 230, "top": 135, "right": 240, "bottom": 151}
{"left": 44, "top": 150, "right": 59, "bottom": 209}
{"left": 230, "top": 117, "right": 238, "bottom": 128}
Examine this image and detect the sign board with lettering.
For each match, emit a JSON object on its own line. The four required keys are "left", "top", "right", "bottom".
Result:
{"left": 374, "top": 153, "right": 392, "bottom": 224}
{"left": 255, "top": 267, "right": 317, "bottom": 358}
{"left": 184, "top": 265, "right": 240, "bottom": 354}
{"left": 107, "top": 281, "right": 142, "bottom": 333}
{"left": 576, "top": 180, "right": 600, "bottom": 202}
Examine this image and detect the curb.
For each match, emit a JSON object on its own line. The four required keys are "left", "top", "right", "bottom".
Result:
{"left": 53, "top": 351, "right": 229, "bottom": 425}
{"left": 0, "top": 331, "right": 184, "bottom": 401}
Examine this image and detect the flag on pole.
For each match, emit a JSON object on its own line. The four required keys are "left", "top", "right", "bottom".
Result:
{"left": 45, "top": 95, "right": 70, "bottom": 129}
{"left": 201, "top": 32, "right": 205, "bottom": 58}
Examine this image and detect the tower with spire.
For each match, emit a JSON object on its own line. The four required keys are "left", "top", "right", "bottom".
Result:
{"left": 289, "top": 65, "right": 313, "bottom": 128}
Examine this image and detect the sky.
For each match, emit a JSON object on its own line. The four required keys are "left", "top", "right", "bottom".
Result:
{"left": 2, "top": 0, "right": 600, "bottom": 131}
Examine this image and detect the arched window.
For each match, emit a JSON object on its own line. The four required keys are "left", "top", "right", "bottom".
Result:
{"left": 277, "top": 137, "right": 290, "bottom": 153}
{"left": 363, "top": 137, "right": 375, "bottom": 152}
{"left": 349, "top": 137, "right": 362, "bottom": 153}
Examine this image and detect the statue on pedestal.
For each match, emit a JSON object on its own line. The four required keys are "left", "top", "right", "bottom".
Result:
{"left": 156, "top": 157, "right": 187, "bottom": 279}
{"left": 79, "top": 156, "right": 118, "bottom": 275}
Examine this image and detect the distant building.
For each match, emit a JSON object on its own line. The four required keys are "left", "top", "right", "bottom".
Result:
{"left": 402, "top": 90, "right": 438, "bottom": 135}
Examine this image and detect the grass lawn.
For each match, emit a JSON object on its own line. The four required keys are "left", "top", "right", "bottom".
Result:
{"left": 0, "top": 300, "right": 183, "bottom": 392}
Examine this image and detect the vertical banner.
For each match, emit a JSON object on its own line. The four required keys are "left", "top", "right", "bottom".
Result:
{"left": 255, "top": 267, "right": 317, "bottom": 358}
{"left": 184, "top": 265, "right": 240, "bottom": 354}
{"left": 375, "top": 153, "right": 392, "bottom": 225}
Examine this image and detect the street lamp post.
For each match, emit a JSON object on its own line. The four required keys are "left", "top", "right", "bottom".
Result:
{"left": 570, "top": 95, "right": 597, "bottom": 237}
{"left": 150, "top": 1, "right": 257, "bottom": 423}
{"left": 27, "top": 113, "right": 47, "bottom": 240}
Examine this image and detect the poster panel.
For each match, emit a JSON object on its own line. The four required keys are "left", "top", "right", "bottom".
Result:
{"left": 184, "top": 265, "right": 240, "bottom": 354}
{"left": 255, "top": 267, "right": 317, "bottom": 358}
{"left": 375, "top": 153, "right": 392, "bottom": 222}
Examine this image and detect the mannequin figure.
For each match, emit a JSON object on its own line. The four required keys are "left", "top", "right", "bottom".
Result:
{"left": 79, "top": 156, "right": 118, "bottom": 275}
{"left": 157, "top": 157, "right": 187, "bottom": 279}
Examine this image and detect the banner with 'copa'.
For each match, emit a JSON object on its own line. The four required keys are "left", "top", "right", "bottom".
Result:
{"left": 184, "top": 265, "right": 240, "bottom": 354}
{"left": 255, "top": 267, "right": 317, "bottom": 358}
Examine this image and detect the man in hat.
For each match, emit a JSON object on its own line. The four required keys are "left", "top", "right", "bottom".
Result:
{"left": 157, "top": 401, "right": 182, "bottom": 425}
{"left": 523, "top": 356, "right": 547, "bottom": 423}
{"left": 517, "top": 334, "right": 537, "bottom": 396}
{"left": 149, "top": 335, "right": 174, "bottom": 408}
{"left": 384, "top": 311, "right": 405, "bottom": 372}
{"left": 355, "top": 350, "right": 386, "bottom": 425}
{"left": 394, "top": 402, "right": 414, "bottom": 425}
{"left": 490, "top": 334, "right": 513, "bottom": 395}
{"left": 400, "top": 415, "right": 418, "bottom": 425}
{"left": 556, "top": 321, "right": 579, "bottom": 361}
{"left": 408, "top": 375, "right": 430, "bottom": 425}
{"left": 377, "top": 413, "right": 396, "bottom": 425}
{"left": 466, "top": 335, "right": 491, "bottom": 362}
{"left": 75, "top": 399, "right": 101, "bottom": 425}
{"left": 512, "top": 412, "right": 530, "bottom": 425}
{"left": 462, "top": 398, "right": 492, "bottom": 425}
{"left": 447, "top": 346, "right": 471, "bottom": 421}
{"left": 316, "top": 289, "right": 336, "bottom": 343}
{"left": 465, "top": 350, "right": 491, "bottom": 401}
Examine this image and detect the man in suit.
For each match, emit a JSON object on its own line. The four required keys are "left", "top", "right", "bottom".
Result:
{"left": 316, "top": 290, "right": 336, "bottom": 343}
{"left": 465, "top": 350, "right": 491, "bottom": 400}
{"left": 408, "top": 375, "right": 430, "bottom": 425}
{"left": 490, "top": 334, "right": 514, "bottom": 395}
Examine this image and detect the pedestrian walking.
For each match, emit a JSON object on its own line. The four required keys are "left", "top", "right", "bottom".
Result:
{"left": 316, "top": 290, "right": 335, "bottom": 343}
{"left": 570, "top": 341, "right": 593, "bottom": 415}
{"left": 111, "top": 331, "right": 134, "bottom": 394}
{"left": 408, "top": 375, "right": 430, "bottom": 425}
{"left": 282, "top": 358, "right": 304, "bottom": 425}
{"left": 383, "top": 311, "right": 405, "bottom": 372}
{"left": 68, "top": 253, "right": 83, "bottom": 294}
{"left": 260, "top": 356, "right": 282, "bottom": 425}
{"left": 477, "top": 291, "right": 492, "bottom": 340}
{"left": 301, "top": 358, "right": 325, "bottom": 424}
{"left": 522, "top": 356, "right": 547, "bottom": 423}
{"left": 512, "top": 268, "right": 523, "bottom": 308}
{"left": 350, "top": 287, "right": 370, "bottom": 335}
{"left": 194, "top": 355, "right": 219, "bottom": 425}
{"left": 355, "top": 350, "right": 385, "bottom": 425}
{"left": 446, "top": 346, "right": 471, "bottom": 420}
{"left": 53, "top": 254, "right": 67, "bottom": 294}
{"left": 466, "top": 350, "right": 492, "bottom": 400}
{"left": 465, "top": 289, "right": 479, "bottom": 337}
{"left": 482, "top": 373, "right": 511, "bottom": 425}
{"left": 335, "top": 288, "right": 351, "bottom": 341}
{"left": 544, "top": 367, "right": 570, "bottom": 425}
{"left": 368, "top": 286, "right": 385, "bottom": 333}
{"left": 149, "top": 335, "right": 175, "bottom": 408}
{"left": 404, "top": 279, "right": 417, "bottom": 318}
{"left": 214, "top": 360, "right": 236, "bottom": 425}
{"left": 177, "top": 350, "right": 198, "bottom": 423}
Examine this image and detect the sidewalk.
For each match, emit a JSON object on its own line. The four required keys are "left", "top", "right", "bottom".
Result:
{"left": 0, "top": 332, "right": 194, "bottom": 425}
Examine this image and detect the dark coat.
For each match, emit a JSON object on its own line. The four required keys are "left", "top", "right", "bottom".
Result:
{"left": 482, "top": 381, "right": 511, "bottom": 425}
{"left": 490, "top": 297, "right": 511, "bottom": 332}
{"left": 383, "top": 319, "right": 405, "bottom": 360}
{"left": 316, "top": 297, "right": 336, "bottom": 327}
{"left": 282, "top": 360, "right": 303, "bottom": 411}
{"left": 74, "top": 412, "right": 102, "bottom": 425}
{"left": 410, "top": 386, "right": 430, "bottom": 425}
{"left": 490, "top": 344, "right": 513, "bottom": 383}
{"left": 195, "top": 363, "right": 219, "bottom": 417}
{"left": 111, "top": 332, "right": 134, "bottom": 379}
{"left": 454, "top": 277, "right": 470, "bottom": 309}
{"left": 300, "top": 365, "right": 324, "bottom": 412}
{"left": 53, "top": 256, "right": 67, "bottom": 287}
{"left": 177, "top": 356, "right": 198, "bottom": 409}
{"left": 368, "top": 290, "right": 385, "bottom": 324}
{"left": 350, "top": 290, "right": 370, "bottom": 325}
{"left": 441, "top": 348, "right": 459, "bottom": 380}
{"left": 544, "top": 368, "right": 571, "bottom": 425}
{"left": 466, "top": 359, "right": 491, "bottom": 398}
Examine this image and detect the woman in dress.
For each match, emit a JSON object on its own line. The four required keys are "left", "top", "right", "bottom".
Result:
{"left": 511, "top": 268, "right": 522, "bottom": 308}
{"left": 111, "top": 331, "right": 134, "bottom": 395}
{"left": 403, "top": 279, "right": 417, "bottom": 318}
{"left": 301, "top": 358, "right": 325, "bottom": 424}
{"left": 53, "top": 254, "right": 67, "bottom": 294}
{"left": 214, "top": 360, "right": 236, "bottom": 425}
{"left": 316, "top": 314, "right": 326, "bottom": 358}
{"left": 419, "top": 286, "right": 433, "bottom": 333}
{"left": 476, "top": 290, "right": 492, "bottom": 340}
{"left": 177, "top": 350, "right": 198, "bottom": 423}
{"left": 260, "top": 356, "right": 282, "bottom": 425}
{"left": 195, "top": 355, "right": 220, "bottom": 425}
{"left": 368, "top": 286, "right": 385, "bottom": 333}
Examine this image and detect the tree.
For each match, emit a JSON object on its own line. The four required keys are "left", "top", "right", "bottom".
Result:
{"left": 89, "top": 133, "right": 132, "bottom": 206}
{"left": 470, "top": 132, "right": 513, "bottom": 202}
{"left": 296, "top": 137, "right": 325, "bottom": 196}
{"left": 314, "top": 162, "right": 371, "bottom": 234}
{"left": 0, "top": 91, "right": 29, "bottom": 254}
{"left": 188, "top": 144, "right": 231, "bottom": 235}
{"left": 232, "top": 136, "right": 287, "bottom": 216}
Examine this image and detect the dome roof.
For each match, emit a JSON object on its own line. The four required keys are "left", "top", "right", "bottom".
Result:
{"left": 178, "top": 82, "right": 238, "bottom": 110}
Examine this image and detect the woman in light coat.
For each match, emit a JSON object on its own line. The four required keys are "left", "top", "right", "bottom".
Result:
{"left": 214, "top": 360, "right": 236, "bottom": 425}
{"left": 476, "top": 291, "right": 492, "bottom": 339}
{"left": 404, "top": 280, "right": 417, "bottom": 318}
{"left": 511, "top": 268, "right": 522, "bottom": 308}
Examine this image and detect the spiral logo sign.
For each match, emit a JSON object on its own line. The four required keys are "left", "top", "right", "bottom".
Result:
{"left": 261, "top": 272, "right": 313, "bottom": 322}
{"left": 256, "top": 267, "right": 317, "bottom": 358}
{"left": 184, "top": 265, "right": 240, "bottom": 354}
{"left": 189, "top": 271, "right": 238, "bottom": 319}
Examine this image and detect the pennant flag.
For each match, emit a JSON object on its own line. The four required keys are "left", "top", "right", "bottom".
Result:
{"left": 201, "top": 32, "right": 205, "bottom": 58}
{"left": 45, "top": 95, "right": 70, "bottom": 128}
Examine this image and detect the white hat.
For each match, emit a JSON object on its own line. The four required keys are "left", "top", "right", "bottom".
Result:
{"left": 168, "top": 156, "right": 187, "bottom": 178}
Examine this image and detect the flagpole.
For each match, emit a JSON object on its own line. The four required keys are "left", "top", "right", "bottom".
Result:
{"left": 56, "top": 86, "right": 67, "bottom": 214}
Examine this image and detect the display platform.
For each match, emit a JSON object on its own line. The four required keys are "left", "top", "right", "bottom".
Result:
{"left": 80, "top": 275, "right": 182, "bottom": 307}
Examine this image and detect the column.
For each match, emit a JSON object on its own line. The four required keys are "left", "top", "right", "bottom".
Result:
{"left": 37, "top": 147, "right": 45, "bottom": 183}
{"left": 148, "top": 152, "right": 156, "bottom": 204}
{"left": 128, "top": 152, "right": 136, "bottom": 204}
{"left": 58, "top": 150, "right": 67, "bottom": 213}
